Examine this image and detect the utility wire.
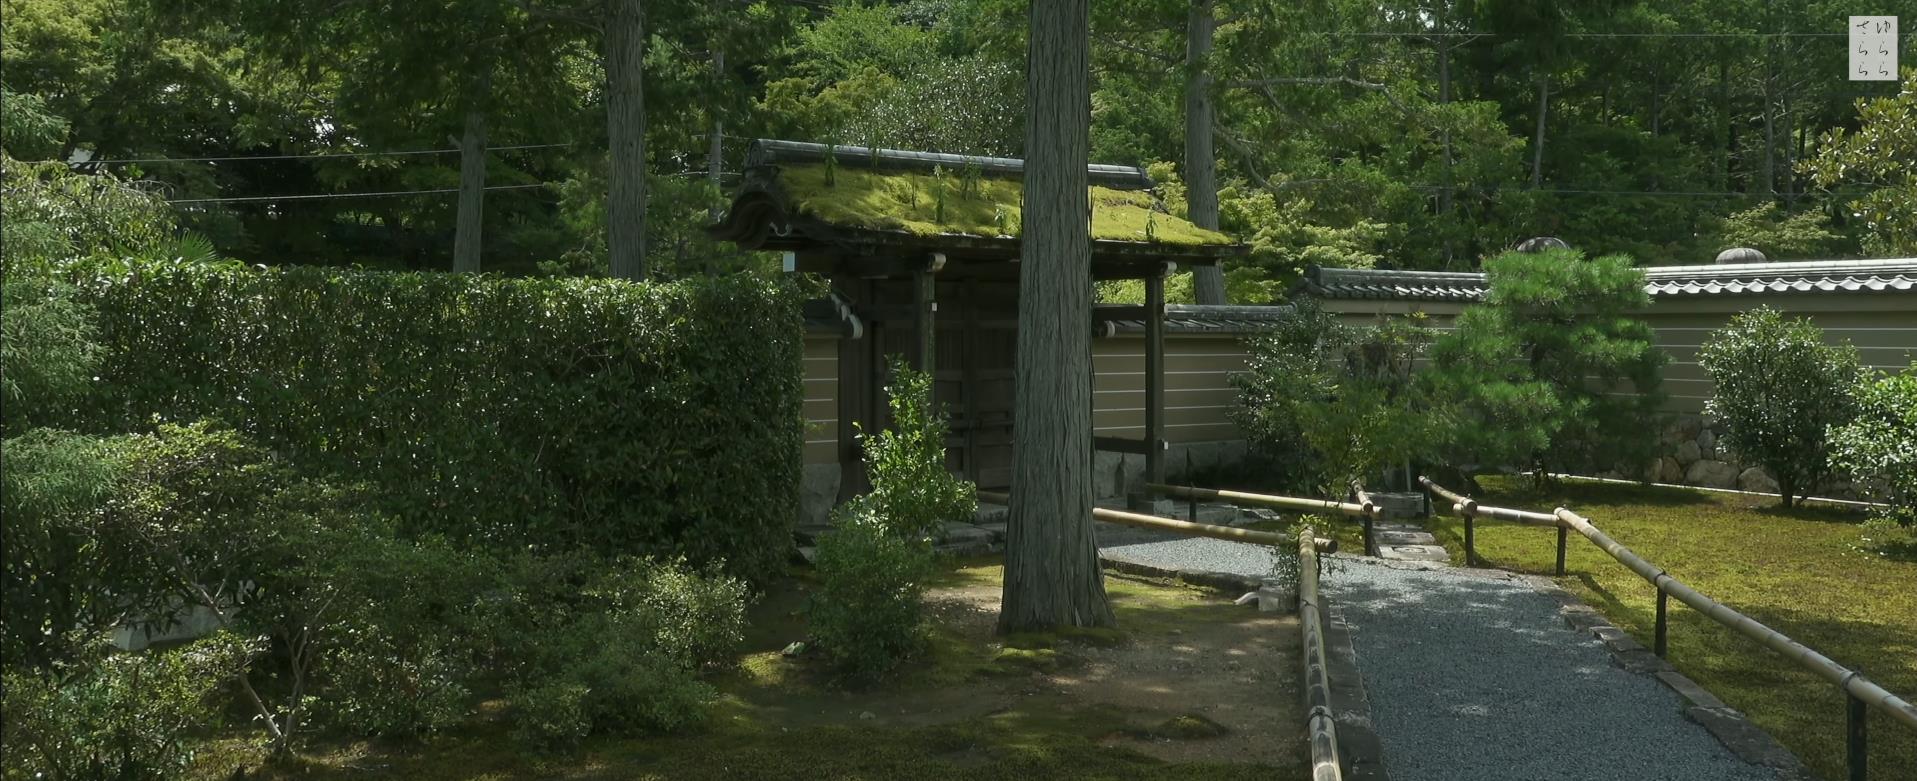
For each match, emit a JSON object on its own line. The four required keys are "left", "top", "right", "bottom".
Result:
{"left": 167, "top": 182, "right": 549, "bottom": 205}
{"left": 44, "top": 143, "right": 571, "bottom": 166}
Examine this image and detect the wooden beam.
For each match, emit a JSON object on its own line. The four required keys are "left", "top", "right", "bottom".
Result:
{"left": 1093, "top": 435, "right": 1164, "bottom": 455}
{"left": 912, "top": 268, "right": 936, "bottom": 373}
{"left": 1145, "top": 272, "right": 1166, "bottom": 484}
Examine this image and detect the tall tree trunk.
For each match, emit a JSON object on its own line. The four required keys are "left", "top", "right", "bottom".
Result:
{"left": 1000, "top": 0, "right": 1114, "bottom": 635}
{"left": 1437, "top": 38, "right": 1455, "bottom": 268}
{"left": 1761, "top": 67, "right": 1776, "bottom": 197}
{"left": 708, "top": 45, "right": 725, "bottom": 220}
{"left": 452, "top": 92, "right": 487, "bottom": 274}
{"left": 605, "top": 0, "right": 648, "bottom": 280}
{"left": 1184, "top": 0, "right": 1224, "bottom": 304}
{"left": 1717, "top": 57, "right": 1731, "bottom": 191}
{"left": 1530, "top": 74, "right": 1549, "bottom": 189}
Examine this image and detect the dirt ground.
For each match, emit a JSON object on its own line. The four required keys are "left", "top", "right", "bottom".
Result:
{"left": 727, "top": 566, "right": 1306, "bottom": 768}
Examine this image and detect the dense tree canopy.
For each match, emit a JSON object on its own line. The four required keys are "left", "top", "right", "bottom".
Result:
{"left": 3, "top": 0, "right": 1905, "bottom": 287}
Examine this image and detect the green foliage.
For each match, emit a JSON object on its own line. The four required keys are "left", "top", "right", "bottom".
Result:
{"left": 808, "top": 360, "right": 960, "bottom": 678}
{"left": 1806, "top": 68, "right": 1917, "bottom": 255}
{"left": 1, "top": 273, "right": 101, "bottom": 436}
{"left": 499, "top": 558, "right": 747, "bottom": 750}
{"left": 58, "top": 258, "right": 804, "bottom": 581}
{"left": 1698, "top": 307, "right": 1865, "bottom": 507}
{"left": 1, "top": 632, "right": 252, "bottom": 781}
{"left": 1232, "top": 302, "right": 1439, "bottom": 494}
{"left": 807, "top": 499, "right": 935, "bottom": 680}
{"left": 1829, "top": 363, "right": 1917, "bottom": 525}
{"left": 1425, "top": 249, "right": 1666, "bottom": 481}
{"left": 1712, "top": 203, "right": 1842, "bottom": 260}
{"left": 861, "top": 359, "right": 977, "bottom": 540}
{"left": 0, "top": 429, "right": 138, "bottom": 670}
{"left": 0, "top": 88, "right": 68, "bottom": 159}
{"left": 1, "top": 155, "right": 175, "bottom": 267}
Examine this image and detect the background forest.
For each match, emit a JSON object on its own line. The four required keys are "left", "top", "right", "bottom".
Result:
{"left": 4, "top": 0, "right": 1912, "bottom": 299}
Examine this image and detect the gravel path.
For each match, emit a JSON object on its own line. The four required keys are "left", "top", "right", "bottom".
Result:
{"left": 1097, "top": 531, "right": 1778, "bottom": 781}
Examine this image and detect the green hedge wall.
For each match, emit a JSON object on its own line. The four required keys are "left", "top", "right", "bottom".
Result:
{"left": 61, "top": 258, "right": 804, "bottom": 581}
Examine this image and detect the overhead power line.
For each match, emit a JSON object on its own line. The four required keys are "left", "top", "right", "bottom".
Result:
{"left": 42, "top": 143, "right": 571, "bottom": 166}
{"left": 166, "top": 182, "right": 549, "bottom": 205}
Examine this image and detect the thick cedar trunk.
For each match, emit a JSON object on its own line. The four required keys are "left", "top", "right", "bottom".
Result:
{"left": 453, "top": 97, "right": 487, "bottom": 273}
{"left": 1184, "top": 0, "right": 1224, "bottom": 304}
{"left": 1530, "top": 75, "right": 1548, "bottom": 189}
{"left": 605, "top": 0, "right": 648, "bottom": 280}
{"left": 999, "top": 0, "right": 1115, "bottom": 634}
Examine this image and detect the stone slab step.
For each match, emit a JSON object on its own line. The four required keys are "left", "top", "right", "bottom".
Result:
{"left": 1375, "top": 529, "right": 1438, "bottom": 546}
{"left": 1375, "top": 544, "right": 1451, "bottom": 563}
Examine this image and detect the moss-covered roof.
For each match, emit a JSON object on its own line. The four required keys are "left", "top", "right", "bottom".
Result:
{"left": 776, "top": 164, "right": 1233, "bottom": 247}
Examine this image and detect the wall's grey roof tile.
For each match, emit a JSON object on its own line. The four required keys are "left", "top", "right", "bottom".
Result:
{"left": 1298, "top": 259, "right": 1917, "bottom": 303}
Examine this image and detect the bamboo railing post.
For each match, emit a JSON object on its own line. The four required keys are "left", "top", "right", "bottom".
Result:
{"left": 1848, "top": 693, "right": 1868, "bottom": 781}
{"left": 1555, "top": 523, "right": 1568, "bottom": 577}
{"left": 1458, "top": 499, "right": 1479, "bottom": 567}
{"left": 1363, "top": 503, "right": 1376, "bottom": 557}
{"left": 1654, "top": 586, "right": 1670, "bottom": 658}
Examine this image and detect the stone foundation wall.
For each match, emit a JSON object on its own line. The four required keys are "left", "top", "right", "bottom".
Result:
{"left": 1602, "top": 414, "right": 1865, "bottom": 501}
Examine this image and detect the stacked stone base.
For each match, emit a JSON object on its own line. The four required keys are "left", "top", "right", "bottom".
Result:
{"left": 1595, "top": 413, "right": 1865, "bottom": 501}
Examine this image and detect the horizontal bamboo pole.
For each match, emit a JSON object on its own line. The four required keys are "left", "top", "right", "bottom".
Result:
{"left": 976, "top": 490, "right": 1337, "bottom": 553}
{"left": 1419, "top": 476, "right": 1561, "bottom": 527}
{"left": 1145, "top": 483, "right": 1374, "bottom": 519}
{"left": 1554, "top": 508, "right": 1917, "bottom": 734}
{"left": 1299, "top": 530, "right": 1344, "bottom": 781}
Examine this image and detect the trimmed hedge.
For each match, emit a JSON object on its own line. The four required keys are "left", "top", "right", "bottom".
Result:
{"left": 60, "top": 258, "right": 803, "bottom": 581}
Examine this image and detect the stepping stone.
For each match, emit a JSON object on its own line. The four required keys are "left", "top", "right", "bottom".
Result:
{"left": 974, "top": 521, "right": 1007, "bottom": 541}
{"left": 940, "top": 522, "right": 996, "bottom": 545}
{"left": 1376, "top": 544, "right": 1451, "bottom": 563}
{"left": 1376, "top": 529, "right": 1438, "bottom": 546}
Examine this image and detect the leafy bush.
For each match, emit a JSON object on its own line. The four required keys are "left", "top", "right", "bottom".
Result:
{"left": 0, "top": 429, "right": 144, "bottom": 670}
{"left": 807, "top": 500, "right": 935, "bottom": 678}
{"left": 56, "top": 257, "right": 804, "bottom": 582}
{"left": 1, "top": 273, "right": 101, "bottom": 436}
{"left": 498, "top": 557, "right": 747, "bottom": 750}
{"left": 1829, "top": 362, "right": 1917, "bottom": 524}
{"left": 1, "top": 633, "right": 252, "bottom": 781}
{"left": 1425, "top": 248, "right": 1666, "bottom": 483}
{"left": 1232, "top": 302, "right": 1439, "bottom": 494}
{"left": 1698, "top": 307, "right": 1866, "bottom": 507}
{"left": 861, "top": 358, "right": 976, "bottom": 540}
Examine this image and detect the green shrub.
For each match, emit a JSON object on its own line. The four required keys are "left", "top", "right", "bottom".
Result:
{"left": 1, "top": 633, "right": 251, "bottom": 781}
{"left": 1233, "top": 303, "right": 1439, "bottom": 494}
{"left": 1425, "top": 248, "right": 1666, "bottom": 483}
{"left": 861, "top": 358, "right": 976, "bottom": 539}
{"left": 1829, "top": 362, "right": 1917, "bottom": 524}
{"left": 1, "top": 273, "right": 101, "bottom": 436}
{"left": 807, "top": 500, "right": 935, "bottom": 679}
{"left": 56, "top": 257, "right": 804, "bottom": 582}
{"left": 499, "top": 557, "right": 746, "bottom": 750}
{"left": 1698, "top": 307, "right": 1866, "bottom": 507}
{"left": 0, "top": 428, "right": 144, "bottom": 670}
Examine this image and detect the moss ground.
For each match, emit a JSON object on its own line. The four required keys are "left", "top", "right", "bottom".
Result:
{"left": 194, "top": 560, "right": 1303, "bottom": 780}
{"left": 1427, "top": 476, "right": 1916, "bottom": 781}
{"left": 777, "top": 164, "right": 1232, "bottom": 246}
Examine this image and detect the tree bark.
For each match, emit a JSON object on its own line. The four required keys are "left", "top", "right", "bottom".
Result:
{"left": 708, "top": 46, "right": 725, "bottom": 219}
{"left": 1000, "top": 0, "right": 1115, "bottom": 635}
{"left": 453, "top": 92, "right": 487, "bottom": 274}
{"left": 1184, "top": 0, "right": 1224, "bottom": 304}
{"left": 1530, "top": 74, "right": 1549, "bottom": 189}
{"left": 1437, "top": 36, "right": 1455, "bottom": 268}
{"left": 605, "top": 0, "right": 648, "bottom": 280}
